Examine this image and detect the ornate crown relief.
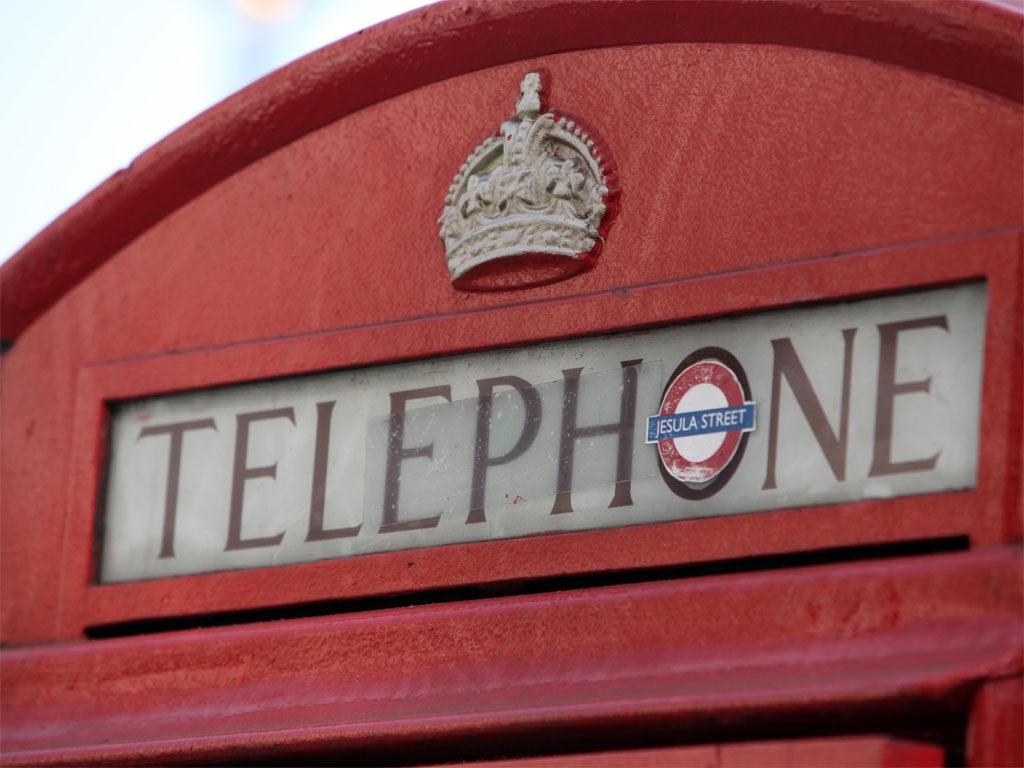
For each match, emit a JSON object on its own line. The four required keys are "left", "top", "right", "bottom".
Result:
{"left": 438, "top": 72, "right": 615, "bottom": 290}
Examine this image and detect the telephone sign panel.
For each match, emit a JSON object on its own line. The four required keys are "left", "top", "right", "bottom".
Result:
{"left": 101, "top": 284, "right": 986, "bottom": 582}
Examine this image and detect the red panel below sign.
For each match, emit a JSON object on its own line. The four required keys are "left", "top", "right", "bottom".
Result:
{"left": 450, "top": 736, "right": 945, "bottom": 767}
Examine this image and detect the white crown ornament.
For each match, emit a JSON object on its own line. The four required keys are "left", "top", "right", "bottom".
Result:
{"left": 438, "top": 72, "right": 615, "bottom": 290}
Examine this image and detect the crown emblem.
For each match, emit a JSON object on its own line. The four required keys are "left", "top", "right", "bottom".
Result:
{"left": 438, "top": 72, "right": 615, "bottom": 290}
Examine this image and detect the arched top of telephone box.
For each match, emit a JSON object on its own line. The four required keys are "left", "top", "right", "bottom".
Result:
{"left": 2, "top": 3, "right": 1022, "bottom": 761}
{"left": 1, "top": 0, "right": 1021, "bottom": 344}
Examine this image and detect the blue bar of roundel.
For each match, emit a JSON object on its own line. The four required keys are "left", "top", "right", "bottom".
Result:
{"left": 645, "top": 403, "right": 756, "bottom": 443}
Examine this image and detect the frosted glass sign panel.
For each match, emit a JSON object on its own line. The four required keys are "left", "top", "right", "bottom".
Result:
{"left": 101, "top": 283, "right": 987, "bottom": 582}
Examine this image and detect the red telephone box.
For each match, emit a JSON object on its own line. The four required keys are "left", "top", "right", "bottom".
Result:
{"left": 2, "top": 1, "right": 1021, "bottom": 765}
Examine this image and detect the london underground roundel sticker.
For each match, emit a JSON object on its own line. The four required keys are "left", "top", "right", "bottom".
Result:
{"left": 646, "top": 351, "right": 756, "bottom": 493}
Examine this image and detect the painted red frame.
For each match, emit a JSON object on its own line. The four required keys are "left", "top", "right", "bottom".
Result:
{"left": 10, "top": 549, "right": 1022, "bottom": 764}
{"left": 57, "top": 229, "right": 1022, "bottom": 639}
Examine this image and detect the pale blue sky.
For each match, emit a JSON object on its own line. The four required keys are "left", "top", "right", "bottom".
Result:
{"left": 0, "top": 0, "right": 433, "bottom": 264}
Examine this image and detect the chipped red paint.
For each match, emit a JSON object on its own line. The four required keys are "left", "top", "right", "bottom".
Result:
{"left": 1, "top": 0, "right": 1021, "bottom": 765}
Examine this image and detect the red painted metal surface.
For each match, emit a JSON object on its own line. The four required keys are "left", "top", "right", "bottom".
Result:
{"left": 454, "top": 736, "right": 946, "bottom": 767}
{"left": 967, "top": 677, "right": 1024, "bottom": 768}
{"left": 2, "top": 0, "right": 1021, "bottom": 765}
{"left": 4, "top": 33, "right": 1021, "bottom": 646}
{"left": 0, "top": 0, "right": 1021, "bottom": 342}
{"left": 51, "top": 232, "right": 1021, "bottom": 634}
{"left": 3, "top": 549, "right": 1020, "bottom": 765}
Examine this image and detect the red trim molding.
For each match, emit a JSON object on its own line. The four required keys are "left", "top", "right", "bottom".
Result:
{"left": 3, "top": 549, "right": 1021, "bottom": 765}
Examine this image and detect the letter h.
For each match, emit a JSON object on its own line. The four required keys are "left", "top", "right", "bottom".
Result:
{"left": 551, "top": 360, "right": 642, "bottom": 514}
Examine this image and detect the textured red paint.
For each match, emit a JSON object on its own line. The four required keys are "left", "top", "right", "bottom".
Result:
{"left": 967, "top": 677, "right": 1024, "bottom": 768}
{"left": 3, "top": 551, "right": 1021, "bottom": 765}
{"left": 2, "top": 0, "right": 1021, "bottom": 764}
{"left": 1, "top": 0, "right": 1021, "bottom": 342}
{"left": 454, "top": 736, "right": 945, "bottom": 766}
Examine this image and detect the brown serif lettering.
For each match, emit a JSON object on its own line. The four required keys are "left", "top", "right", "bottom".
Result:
{"left": 468, "top": 376, "right": 542, "bottom": 524}
{"left": 305, "top": 400, "right": 362, "bottom": 541}
{"left": 763, "top": 330, "right": 856, "bottom": 489}
{"left": 138, "top": 418, "right": 217, "bottom": 559}
{"left": 551, "top": 359, "right": 642, "bottom": 515}
{"left": 225, "top": 408, "right": 294, "bottom": 551}
{"left": 869, "top": 316, "right": 948, "bottom": 477}
{"left": 380, "top": 385, "right": 452, "bottom": 533}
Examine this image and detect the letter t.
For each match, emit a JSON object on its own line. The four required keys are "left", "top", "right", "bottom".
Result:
{"left": 138, "top": 418, "right": 217, "bottom": 559}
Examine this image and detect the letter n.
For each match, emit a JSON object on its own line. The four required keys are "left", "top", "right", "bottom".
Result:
{"left": 763, "top": 330, "right": 856, "bottom": 489}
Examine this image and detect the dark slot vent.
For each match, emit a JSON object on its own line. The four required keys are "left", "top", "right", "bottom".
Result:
{"left": 85, "top": 535, "right": 969, "bottom": 639}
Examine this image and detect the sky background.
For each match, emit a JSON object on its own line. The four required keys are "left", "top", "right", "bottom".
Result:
{"left": 0, "top": 0, "right": 434, "bottom": 265}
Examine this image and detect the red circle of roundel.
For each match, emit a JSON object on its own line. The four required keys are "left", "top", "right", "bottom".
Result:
{"left": 657, "top": 360, "right": 746, "bottom": 484}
